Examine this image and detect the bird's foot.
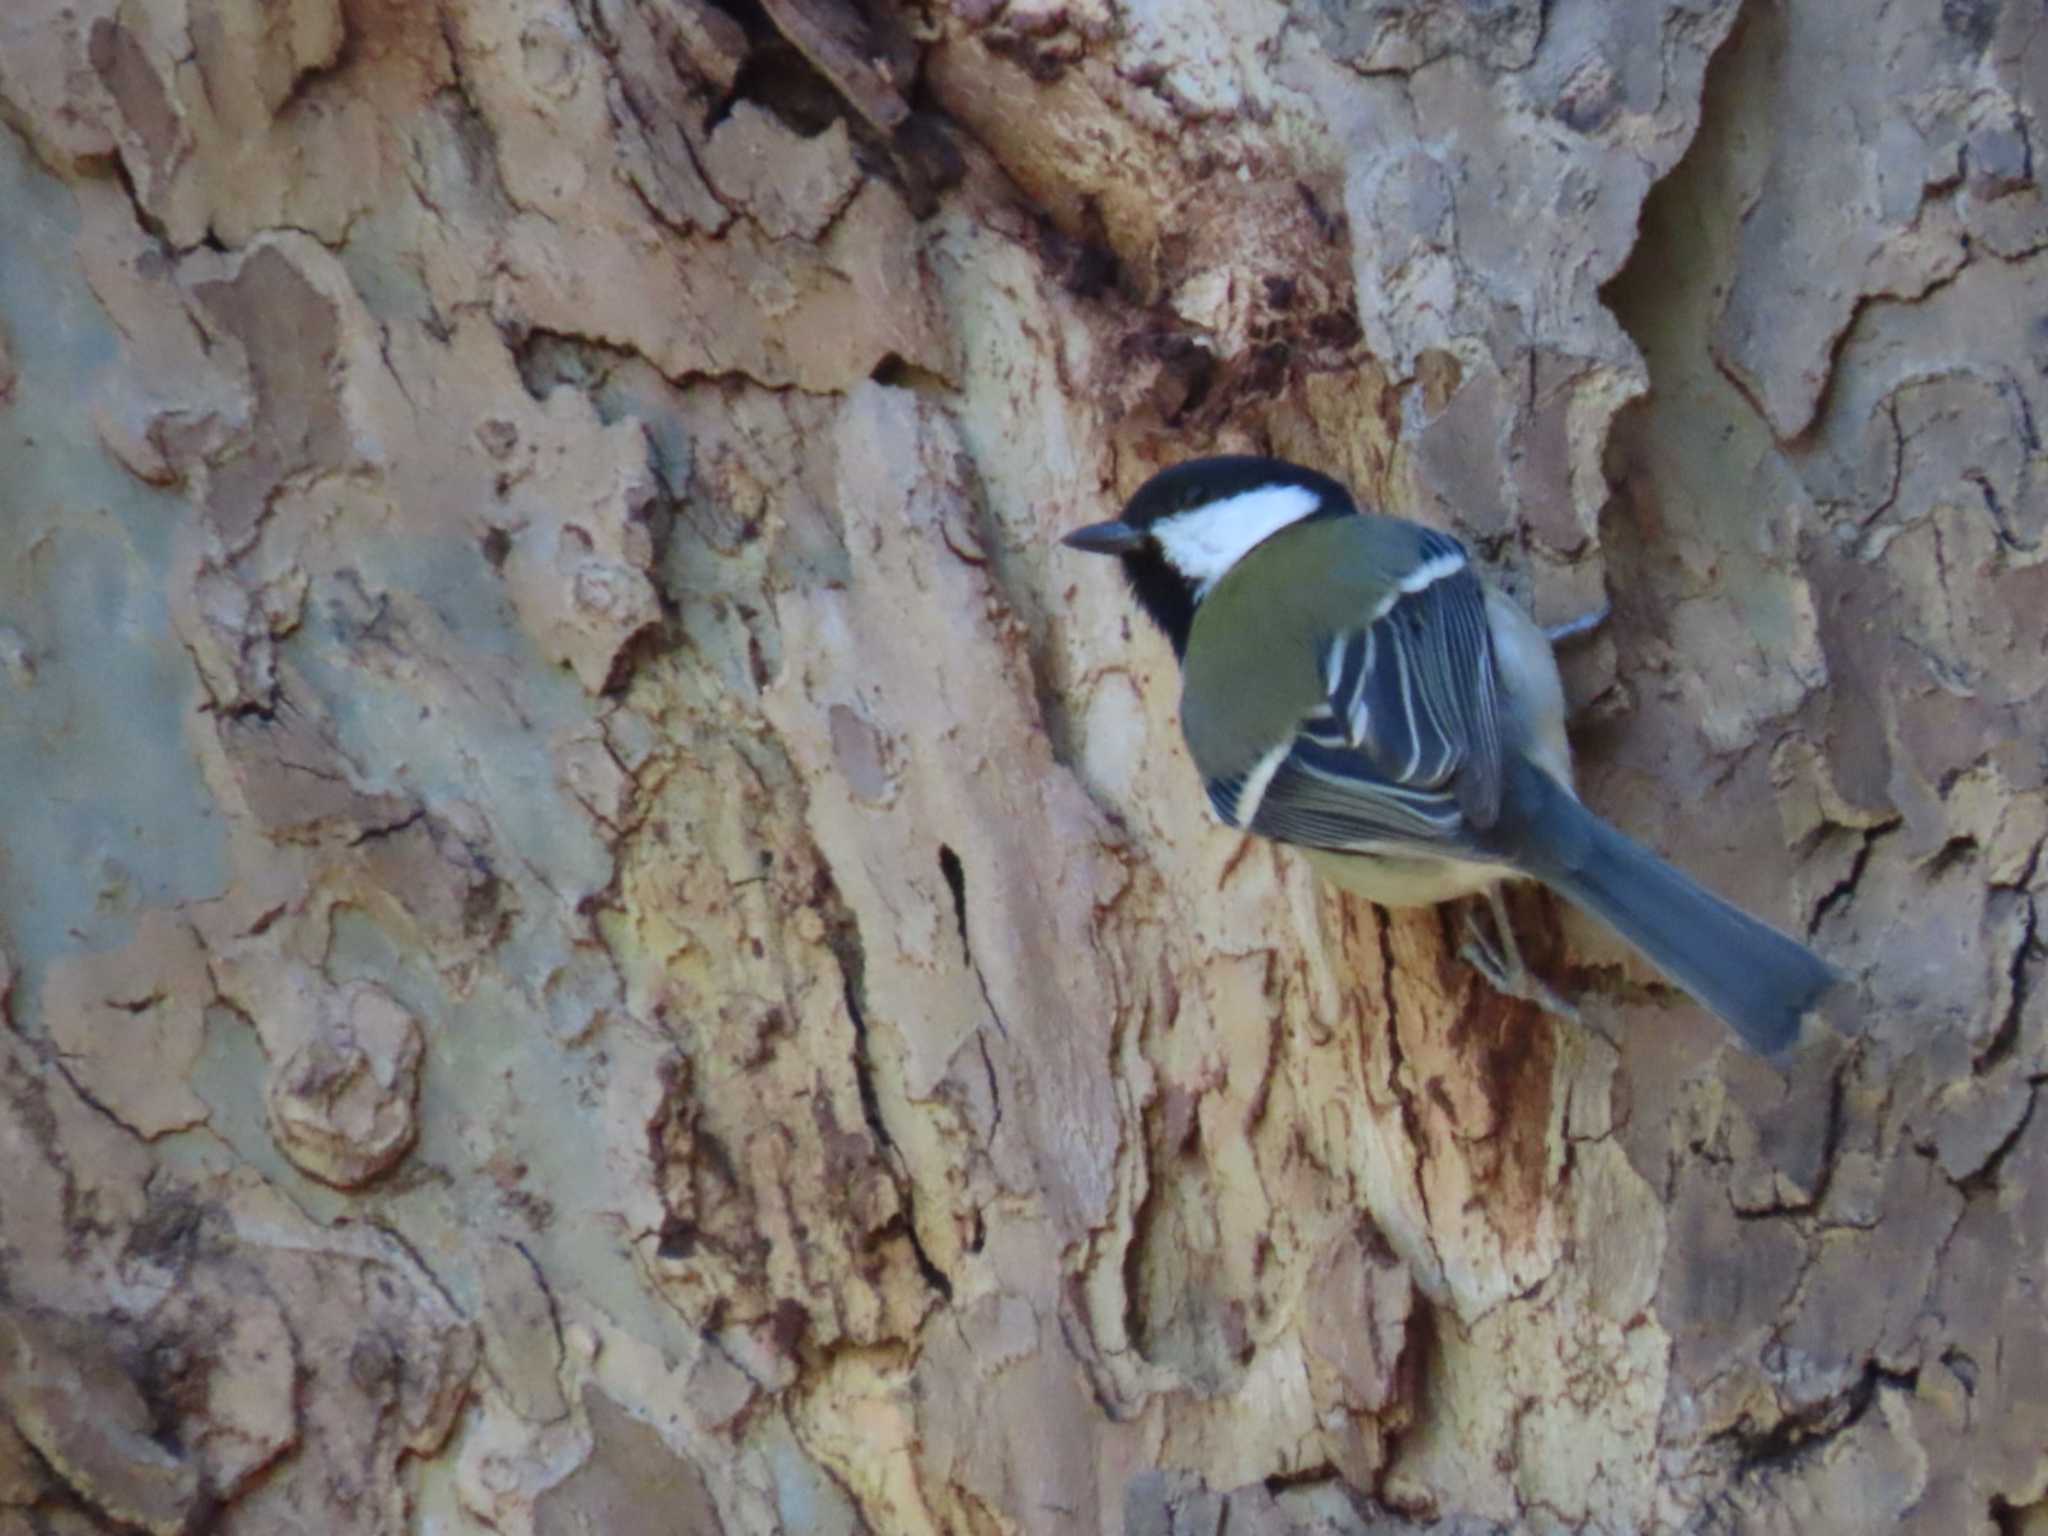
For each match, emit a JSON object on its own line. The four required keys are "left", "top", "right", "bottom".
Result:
{"left": 1545, "top": 602, "right": 1611, "bottom": 648}
{"left": 1460, "top": 887, "right": 1582, "bottom": 1026}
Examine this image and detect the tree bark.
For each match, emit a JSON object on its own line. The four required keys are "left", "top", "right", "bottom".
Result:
{"left": 0, "top": 0, "right": 2041, "bottom": 1532}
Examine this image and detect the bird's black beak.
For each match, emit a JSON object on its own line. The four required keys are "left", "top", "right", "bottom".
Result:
{"left": 1061, "top": 519, "right": 1145, "bottom": 555}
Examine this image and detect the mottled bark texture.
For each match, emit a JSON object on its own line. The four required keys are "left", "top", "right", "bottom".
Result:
{"left": 0, "top": 0, "right": 2041, "bottom": 1531}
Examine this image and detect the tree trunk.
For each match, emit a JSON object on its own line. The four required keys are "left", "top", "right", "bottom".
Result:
{"left": 0, "top": 0, "right": 2041, "bottom": 1531}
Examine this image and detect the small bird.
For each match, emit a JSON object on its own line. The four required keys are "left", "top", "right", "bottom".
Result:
{"left": 1061, "top": 455, "right": 1836, "bottom": 1054}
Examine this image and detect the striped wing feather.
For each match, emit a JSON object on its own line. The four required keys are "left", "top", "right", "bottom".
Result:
{"left": 1232, "top": 533, "right": 1508, "bottom": 857}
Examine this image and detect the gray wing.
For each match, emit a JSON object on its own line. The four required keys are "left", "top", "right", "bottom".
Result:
{"left": 1211, "top": 533, "right": 1508, "bottom": 856}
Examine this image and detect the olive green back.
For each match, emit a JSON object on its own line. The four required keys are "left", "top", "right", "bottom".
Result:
{"left": 1178, "top": 515, "right": 1441, "bottom": 781}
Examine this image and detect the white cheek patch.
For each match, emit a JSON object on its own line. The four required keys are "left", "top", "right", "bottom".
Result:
{"left": 1151, "top": 483, "right": 1324, "bottom": 594}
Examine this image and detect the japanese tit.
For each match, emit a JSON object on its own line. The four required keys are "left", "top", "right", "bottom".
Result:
{"left": 1062, "top": 455, "right": 1836, "bottom": 1054}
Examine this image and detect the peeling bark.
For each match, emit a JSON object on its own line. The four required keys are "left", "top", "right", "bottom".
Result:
{"left": 1, "top": 0, "right": 2044, "bottom": 1531}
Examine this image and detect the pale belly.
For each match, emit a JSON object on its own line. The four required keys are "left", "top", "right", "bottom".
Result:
{"left": 1301, "top": 846, "right": 1520, "bottom": 908}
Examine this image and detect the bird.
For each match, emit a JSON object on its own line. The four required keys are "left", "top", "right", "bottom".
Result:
{"left": 1060, "top": 454, "right": 1837, "bottom": 1054}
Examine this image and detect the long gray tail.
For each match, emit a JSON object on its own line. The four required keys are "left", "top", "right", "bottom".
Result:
{"left": 1486, "top": 756, "right": 1837, "bottom": 1054}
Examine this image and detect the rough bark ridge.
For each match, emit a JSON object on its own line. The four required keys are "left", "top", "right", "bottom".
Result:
{"left": 0, "top": 0, "right": 2040, "bottom": 1531}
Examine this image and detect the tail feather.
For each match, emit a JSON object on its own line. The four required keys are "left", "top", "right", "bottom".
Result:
{"left": 1488, "top": 756, "right": 1837, "bottom": 1054}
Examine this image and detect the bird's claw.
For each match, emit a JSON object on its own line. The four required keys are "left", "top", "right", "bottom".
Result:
{"left": 1545, "top": 603, "right": 1611, "bottom": 648}
{"left": 1460, "top": 888, "right": 1582, "bottom": 1027}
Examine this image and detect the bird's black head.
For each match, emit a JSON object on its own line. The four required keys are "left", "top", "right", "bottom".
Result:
{"left": 1061, "top": 456, "right": 1356, "bottom": 655}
